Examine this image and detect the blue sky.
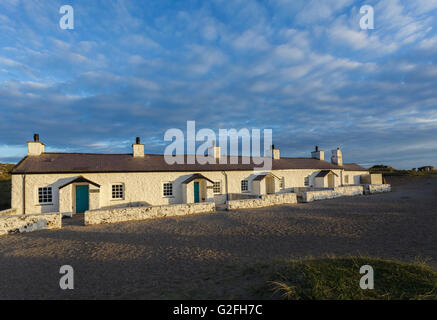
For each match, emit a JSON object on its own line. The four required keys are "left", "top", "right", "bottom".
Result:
{"left": 0, "top": 0, "right": 436, "bottom": 169}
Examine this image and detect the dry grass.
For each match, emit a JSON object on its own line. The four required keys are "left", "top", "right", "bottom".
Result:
{"left": 0, "top": 163, "right": 14, "bottom": 180}
{"left": 0, "top": 163, "right": 13, "bottom": 211}
{"left": 263, "top": 257, "right": 437, "bottom": 300}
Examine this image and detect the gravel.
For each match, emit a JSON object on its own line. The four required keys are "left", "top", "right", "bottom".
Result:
{"left": 0, "top": 176, "right": 436, "bottom": 299}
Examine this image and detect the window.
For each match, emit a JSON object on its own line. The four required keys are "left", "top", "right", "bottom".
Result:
{"left": 38, "top": 187, "right": 53, "bottom": 204}
{"left": 304, "top": 177, "right": 310, "bottom": 187}
{"left": 241, "top": 180, "right": 249, "bottom": 192}
{"left": 112, "top": 184, "right": 124, "bottom": 199}
{"left": 345, "top": 175, "right": 349, "bottom": 184}
{"left": 213, "top": 181, "right": 222, "bottom": 194}
{"left": 163, "top": 182, "right": 173, "bottom": 197}
{"left": 280, "top": 177, "right": 285, "bottom": 190}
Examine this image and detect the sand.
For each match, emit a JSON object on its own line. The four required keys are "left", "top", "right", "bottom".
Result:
{"left": 0, "top": 176, "right": 436, "bottom": 299}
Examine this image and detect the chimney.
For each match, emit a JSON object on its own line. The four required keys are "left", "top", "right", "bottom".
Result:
{"left": 331, "top": 148, "right": 343, "bottom": 166}
{"left": 132, "top": 137, "right": 145, "bottom": 158}
{"left": 27, "top": 133, "right": 45, "bottom": 156}
{"left": 272, "top": 145, "right": 280, "bottom": 160}
{"left": 208, "top": 140, "right": 221, "bottom": 159}
{"left": 311, "top": 145, "right": 325, "bottom": 161}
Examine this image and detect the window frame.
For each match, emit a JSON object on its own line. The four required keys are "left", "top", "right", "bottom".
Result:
{"left": 304, "top": 176, "right": 310, "bottom": 187}
{"left": 38, "top": 186, "right": 53, "bottom": 205}
{"left": 162, "top": 182, "right": 174, "bottom": 197}
{"left": 280, "top": 177, "right": 285, "bottom": 190}
{"left": 213, "top": 181, "right": 222, "bottom": 194}
{"left": 241, "top": 180, "right": 249, "bottom": 193}
{"left": 111, "top": 184, "right": 124, "bottom": 200}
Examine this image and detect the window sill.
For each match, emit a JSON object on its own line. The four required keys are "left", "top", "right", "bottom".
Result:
{"left": 163, "top": 196, "right": 175, "bottom": 198}
{"left": 37, "top": 203, "right": 54, "bottom": 206}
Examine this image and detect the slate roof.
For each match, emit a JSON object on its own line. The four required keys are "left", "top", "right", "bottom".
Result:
{"left": 181, "top": 173, "right": 214, "bottom": 184}
{"left": 11, "top": 153, "right": 368, "bottom": 174}
{"left": 315, "top": 170, "right": 339, "bottom": 178}
{"left": 252, "top": 173, "right": 281, "bottom": 181}
{"left": 59, "top": 176, "right": 101, "bottom": 189}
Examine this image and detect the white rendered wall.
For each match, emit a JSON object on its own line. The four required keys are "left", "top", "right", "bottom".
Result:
{"left": 11, "top": 168, "right": 368, "bottom": 215}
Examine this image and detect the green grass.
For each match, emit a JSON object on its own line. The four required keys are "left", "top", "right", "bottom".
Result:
{"left": 0, "top": 163, "right": 14, "bottom": 211}
{"left": 247, "top": 257, "right": 437, "bottom": 300}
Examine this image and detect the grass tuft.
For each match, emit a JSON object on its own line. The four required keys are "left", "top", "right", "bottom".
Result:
{"left": 262, "top": 257, "right": 437, "bottom": 300}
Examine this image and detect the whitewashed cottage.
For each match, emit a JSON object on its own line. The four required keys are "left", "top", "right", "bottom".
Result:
{"left": 11, "top": 135, "right": 371, "bottom": 216}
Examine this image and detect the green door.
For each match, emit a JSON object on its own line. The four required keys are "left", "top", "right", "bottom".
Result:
{"left": 194, "top": 182, "right": 200, "bottom": 203}
{"left": 76, "top": 185, "right": 89, "bottom": 214}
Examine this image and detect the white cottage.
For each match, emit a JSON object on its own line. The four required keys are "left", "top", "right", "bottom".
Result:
{"left": 10, "top": 135, "right": 369, "bottom": 216}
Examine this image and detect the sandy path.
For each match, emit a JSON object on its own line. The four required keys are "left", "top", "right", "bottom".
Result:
{"left": 0, "top": 177, "right": 436, "bottom": 299}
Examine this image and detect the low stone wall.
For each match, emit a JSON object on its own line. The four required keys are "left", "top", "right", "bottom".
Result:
{"left": 227, "top": 192, "right": 297, "bottom": 210}
{"left": 228, "top": 193, "right": 260, "bottom": 201}
{"left": 365, "top": 184, "right": 391, "bottom": 194}
{"left": 0, "top": 208, "right": 17, "bottom": 217}
{"left": 0, "top": 213, "right": 62, "bottom": 236}
{"left": 84, "top": 202, "right": 216, "bottom": 226}
{"left": 302, "top": 186, "right": 364, "bottom": 203}
{"left": 361, "top": 174, "right": 383, "bottom": 185}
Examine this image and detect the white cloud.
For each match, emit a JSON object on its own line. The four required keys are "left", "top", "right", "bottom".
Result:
{"left": 186, "top": 45, "right": 227, "bottom": 75}
{"left": 418, "top": 36, "right": 437, "bottom": 49}
{"left": 232, "top": 30, "right": 270, "bottom": 50}
{"left": 409, "top": 0, "right": 437, "bottom": 14}
{"left": 274, "top": 45, "right": 305, "bottom": 62}
{"left": 128, "top": 55, "right": 146, "bottom": 65}
{"left": 121, "top": 34, "right": 161, "bottom": 49}
{"left": 295, "top": 0, "right": 353, "bottom": 24}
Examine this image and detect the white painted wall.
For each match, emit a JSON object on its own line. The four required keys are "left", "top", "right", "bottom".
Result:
{"left": 11, "top": 168, "right": 368, "bottom": 215}
{"left": 343, "top": 171, "right": 367, "bottom": 185}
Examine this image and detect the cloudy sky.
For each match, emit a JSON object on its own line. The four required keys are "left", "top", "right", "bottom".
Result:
{"left": 0, "top": 0, "right": 436, "bottom": 169}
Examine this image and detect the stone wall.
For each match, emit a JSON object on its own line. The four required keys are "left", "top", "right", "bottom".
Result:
{"left": 0, "top": 213, "right": 62, "bottom": 236}
{"left": 84, "top": 202, "right": 216, "bottom": 226}
{"left": 365, "top": 184, "right": 391, "bottom": 194}
{"left": 12, "top": 168, "right": 350, "bottom": 215}
{"left": 227, "top": 192, "right": 297, "bottom": 210}
{"left": 361, "top": 174, "right": 383, "bottom": 185}
{"left": 302, "top": 186, "right": 364, "bottom": 202}
{"left": 0, "top": 208, "right": 17, "bottom": 217}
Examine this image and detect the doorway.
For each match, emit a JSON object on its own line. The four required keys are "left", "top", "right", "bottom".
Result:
{"left": 266, "top": 176, "right": 275, "bottom": 194}
{"left": 328, "top": 174, "right": 335, "bottom": 188}
{"left": 194, "top": 182, "right": 200, "bottom": 203}
{"left": 75, "top": 185, "right": 89, "bottom": 213}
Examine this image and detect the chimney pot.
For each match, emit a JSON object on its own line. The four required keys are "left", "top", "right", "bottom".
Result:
{"left": 272, "top": 145, "right": 280, "bottom": 160}
{"left": 133, "top": 137, "right": 145, "bottom": 157}
{"left": 331, "top": 148, "right": 343, "bottom": 166}
{"left": 311, "top": 146, "right": 324, "bottom": 161}
{"left": 28, "top": 134, "right": 44, "bottom": 156}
